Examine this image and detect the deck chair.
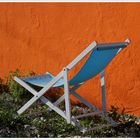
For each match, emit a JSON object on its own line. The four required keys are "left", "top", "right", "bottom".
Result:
{"left": 14, "top": 38, "right": 130, "bottom": 132}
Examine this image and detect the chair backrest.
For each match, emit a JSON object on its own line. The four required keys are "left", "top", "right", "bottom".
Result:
{"left": 69, "top": 42, "right": 129, "bottom": 85}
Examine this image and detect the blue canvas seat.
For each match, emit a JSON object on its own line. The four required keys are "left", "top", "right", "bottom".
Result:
{"left": 22, "top": 42, "right": 127, "bottom": 87}
{"left": 22, "top": 73, "right": 64, "bottom": 88}
{"left": 14, "top": 39, "right": 130, "bottom": 132}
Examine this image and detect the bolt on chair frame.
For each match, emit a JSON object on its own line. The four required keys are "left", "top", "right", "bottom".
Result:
{"left": 14, "top": 38, "right": 130, "bottom": 132}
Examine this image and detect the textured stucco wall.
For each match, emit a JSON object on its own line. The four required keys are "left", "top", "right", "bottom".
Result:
{"left": 0, "top": 3, "right": 140, "bottom": 116}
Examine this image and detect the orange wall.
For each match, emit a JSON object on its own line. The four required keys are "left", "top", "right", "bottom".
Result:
{"left": 0, "top": 3, "right": 140, "bottom": 116}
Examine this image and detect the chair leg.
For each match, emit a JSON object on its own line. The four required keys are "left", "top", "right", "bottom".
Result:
{"left": 15, "top": 77, "right": 67, "bottom": 119}
{"left": 63, "top": 68, "right": 71, "bottom": 124}
{"left": 14, "top": 71, "right": 63, "bottom": 115}
{"left": 71, "top": 90, "right": 100, "bottom": 113}
{"left": 100, "top": 70, "right": 107, "bottom": 113}
{"left": 100, "top": 71, "right": 118, "bottom": 125}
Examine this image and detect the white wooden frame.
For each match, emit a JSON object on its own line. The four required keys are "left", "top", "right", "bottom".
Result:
{"left": 14, "top": 39, "right": 130, "bottom": 132}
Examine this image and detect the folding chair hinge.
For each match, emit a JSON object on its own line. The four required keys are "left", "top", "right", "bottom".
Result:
{"left": 63, "top": 67, "right": 70, "bottom": 73}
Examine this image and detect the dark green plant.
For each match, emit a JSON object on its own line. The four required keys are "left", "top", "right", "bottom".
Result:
{"left": 108, "top": 105, "right": 121, "bottom": 121}
{"left": 0, "top": 71, "right": 139, "bottom": 137}
{"left": 0, "top": 77, "right": 8, "bottom": 94}
{"left": 7, "top": 69, "right": 34, "bottom": 102}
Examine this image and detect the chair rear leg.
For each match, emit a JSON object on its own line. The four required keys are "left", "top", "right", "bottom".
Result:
{"left": 100, "top": 70, "right": 107, "bottom": 113}
{"left": 63, "top": 68, "right": 71, "bottom": 124}
{"left": 100, "top": 70, "right": 117, "bottom": 125}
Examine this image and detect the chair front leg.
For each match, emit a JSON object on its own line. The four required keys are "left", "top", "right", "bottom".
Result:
{"left": 15, "top": 71, "right": 63, "bottom": 115}
{"left": 63, "top": 68, "right": 71, "bottom": 124}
